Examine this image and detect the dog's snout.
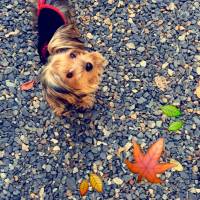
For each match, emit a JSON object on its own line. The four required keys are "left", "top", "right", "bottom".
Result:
{"left": 85, "top": 62, "right": 93, "bottom": 72}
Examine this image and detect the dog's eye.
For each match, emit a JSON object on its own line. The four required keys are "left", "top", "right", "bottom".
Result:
{"left": 85, "top": 62, "right": 93, "bottom": 72}
{"left": 66, "top": 72, "right": 73, "bottom": 78}
{"left": 70, "top": 52, "right": 76, "bottom": 58}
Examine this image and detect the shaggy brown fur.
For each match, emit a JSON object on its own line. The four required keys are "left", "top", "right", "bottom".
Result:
{"left": 34, "top": 0, "right": 107, "bottom": 116}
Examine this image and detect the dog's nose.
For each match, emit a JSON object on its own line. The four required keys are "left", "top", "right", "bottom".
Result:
{"left": 85, "top": 62, "right": 93, "bottom": 71}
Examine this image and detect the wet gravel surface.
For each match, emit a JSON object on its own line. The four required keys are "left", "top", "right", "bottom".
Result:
{"left": 0, "top": 0, "right": 200, "bottom": 199}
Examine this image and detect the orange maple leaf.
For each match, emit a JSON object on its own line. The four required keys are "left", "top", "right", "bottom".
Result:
{"left": 125, "top": 138, "right": 176, "bottom": 183}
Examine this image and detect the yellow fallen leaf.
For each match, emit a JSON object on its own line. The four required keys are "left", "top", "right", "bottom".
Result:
{"left": 89, "top": 173, "right": 103, "bottom": 193}
{"left": 79, "top": 179, "right": 89, "bottom": 196}
{"left": 170, "top": 159, "right": 184, "bottom": 171}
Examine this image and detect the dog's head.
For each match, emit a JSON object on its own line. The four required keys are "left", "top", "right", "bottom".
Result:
{"left": 42, "top": 49, "right": 107, "bottom": 94}
{"left": 41, "top": 25, "right": 107, "bottom": 115}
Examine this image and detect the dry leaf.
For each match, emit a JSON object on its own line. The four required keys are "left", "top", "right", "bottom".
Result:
{"left": 125, "top": 138, "right": 176, "bottom": 183}
{"left": 170, "top": 159, "right": 183, "bottom": 171}
{"left": 116, "top": 142, "right": 132, "bottom": 157}
{"left": 79, "top": 179, "right": 89, "bottom": 196}
{"left": 154, "top": 76, "right": 169, "bottom": 91}
{"left": 89, "top": 173, "right": 103, "bottom": 193}
{"left": 20, "top": 80, "right": 35, "bottom": 91}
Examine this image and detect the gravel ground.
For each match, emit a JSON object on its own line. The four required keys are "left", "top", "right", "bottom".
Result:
{"left": 0, "top": 0, "right": 200, "bottom": 199}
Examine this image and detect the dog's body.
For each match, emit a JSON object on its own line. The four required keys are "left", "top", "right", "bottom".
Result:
{"left": 35, "top": 0, "right": 107, "bottom": 116}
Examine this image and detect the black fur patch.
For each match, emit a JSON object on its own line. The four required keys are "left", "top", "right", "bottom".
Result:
{"left": 38, "top": 8, "right": 65, "bottom": 63}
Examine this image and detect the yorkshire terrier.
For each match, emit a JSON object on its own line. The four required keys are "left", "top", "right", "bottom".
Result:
{"left": 34, "top": 0, "right": 107, "bottom": 116}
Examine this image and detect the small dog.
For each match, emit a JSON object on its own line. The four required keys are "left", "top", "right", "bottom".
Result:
{"left": 34, "top": 0, "right": 107, "bottom": 116}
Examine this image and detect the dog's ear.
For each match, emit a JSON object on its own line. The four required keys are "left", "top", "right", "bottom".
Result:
{"left": 48, "top": 24, "right": 84, "bottom": 54}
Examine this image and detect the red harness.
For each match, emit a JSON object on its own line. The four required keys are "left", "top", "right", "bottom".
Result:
{"left": 37, "top": 0, "right": 67, "bottom": 24}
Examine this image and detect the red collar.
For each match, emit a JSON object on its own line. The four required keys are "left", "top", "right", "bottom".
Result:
{"left": 37, "top": 0, "right": 67, "bottom": 24}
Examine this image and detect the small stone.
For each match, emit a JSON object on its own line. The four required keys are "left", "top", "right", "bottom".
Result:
{"left": 51, "top": 139, "right": 58, "bottom": 144}
{"left": 46, "top": 165, "right": 52, "bottom": 172}
{"left": 156, "top": 121, "right": 162, "bottom": 127}
{"left": 66, "top": 177, "right": 76, "bottom": 190}
{"left": 120, "top": 115, "right": 126, "bottom": 120}
{"left": 117, "top": 0, "right": 124, "bottom": 7}
{"left": 128, "top": 18, "right": 133, "bottom": 24}
{"left": 103, "top": 128, "right": 111, "bottom": 137}
{"left": 103, "top": 86, "right": 108, "bottom": 92}
{"left": 167, "top": 2, "right": 177, "bottom": 10}
{"left": 112, "top": 177, "right": 123, "bottom": 185}
{"left": 160, "top": 37, "right": 167, "bottom": 43}
{"left": 140, "top": 60, "right": 147, "bottom": 67}
{"left": 147, "top": 121, "right": 156, "bottom": 129}
{"left": 162, "top": 97, "right": 168, "bottom": 103}
{"left": 33, "top": 100, "right": 40, "bottom": 109}
{"left": 22, "top": 143, "right": 29, "bottom": 152}
{"left": 73, "top": 167, "right": 78, "bottom": 173}
{"left": 107, "top": 154, "right": 113, "bottom": 160}
{"left": 149, "top": 188, "right": 154, "bottom": 196}
{"left": 52, "top": 146, "right": 60, "bottom": 152}
{"left": 162, "top": 62, "right": 169, "bottom": 69}
{"left": 20, "top": 135, "right": 28, "bottom": 144}
{"left": 168, "top": 69, "right": 174, "bottom": 76}
{"left": 175, "top": 25, "right": 185, "bottom": 31}
{"left": 126, "top": 43, "right": 135, "bottom": 49}
{"left": 132, "top": 89, "right": 138, "bottom": 93}
{"left": 109, "top": 102, "right": 114, "bottom": 108}
{"left": 39, "top": 187, "right": 45, "bottom": 200}
{"left": 108, "top": 0, "right": 114, "bottom": 4}
{"left": 104, "top": 18, "right": 112, "bottom": 25}
{"left": 0, "top": 151, "right": 4, "bottom": 158}
{"left": 162, "top": 194, "right": 168, "bottom": 200}
{"left": 196, "top": 67, "right": 200, "bottom": 75}
{"left": 154, "top": 76, "right": 169, "bottom": 91}
{"left": 189, "top": 188, "right": 200, "bottom": 193}
{"left": 5, "top": 29, "right": 20, "bottom": 37}
{"left": 130, "top": 112, "right": 137, "bottom": 120}
{"left": 192, "top": 166, "right": 198, "bottom": 173}
{"left": 6, "top": 80, "right": 15, "bottom": 87}
{"left": 0, "top": 173, "right": 6, "bottom": 179}
{"left": 92, "top": 163, "right": 98, "bottom": 173}
{"left": 86, "top": 33, "right": 93, "bottom": 39}
{"left": 178, "top": 34, "right": 186, "bottom": 41}
{"left": 194, "top": 55, "right": 200, "bottom": 61}
{"left": 137, "top": 47, "right": 145, "bottom": 52}
{"left": 124, "top": 75, "right": 129, "bottom": 81}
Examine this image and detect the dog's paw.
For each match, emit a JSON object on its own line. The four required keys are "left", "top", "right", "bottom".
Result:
{"left": 79, "top": 95, "right": 95, "bottom": 109}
